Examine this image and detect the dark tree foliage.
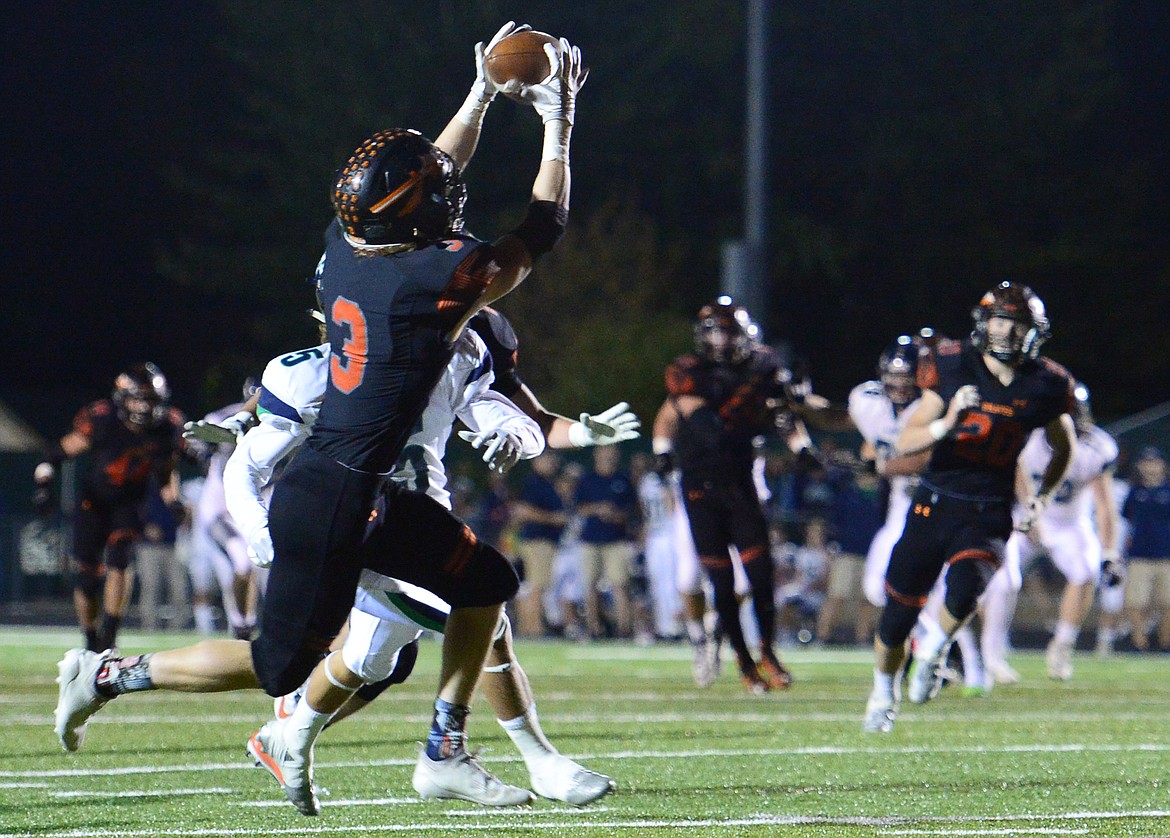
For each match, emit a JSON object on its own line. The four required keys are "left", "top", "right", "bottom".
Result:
{"left": 8, "top": 2, "right": 1165, "bottom": 423}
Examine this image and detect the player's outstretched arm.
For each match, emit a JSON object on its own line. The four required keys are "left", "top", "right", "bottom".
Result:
{"left": 447, "top": 39, "right": 587, "bottom": 339}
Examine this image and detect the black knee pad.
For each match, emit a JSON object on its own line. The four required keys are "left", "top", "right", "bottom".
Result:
{"left": 355, "top": 639, "right": 419, "bottom": 702}
{"left": 944, "top": 556, "right": 996, "bottom": 620}
{"left": 877, "top": 598, "right": 921, "bottom": 648}
{"left": 105, "top": 539, "right": 135, "bottom": 571}
{"left": 75, "top": 568, "right": 105, "bottom": 598}
{"left": 251, "top": 624, "right": 332, "bottom": 698}
{"left": 444, "top": 543, "right": 520, "bottom": 607}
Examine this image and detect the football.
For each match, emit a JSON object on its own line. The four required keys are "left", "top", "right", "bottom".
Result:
{"left": 485, "top": 30, "right": 559, "bottom": 87}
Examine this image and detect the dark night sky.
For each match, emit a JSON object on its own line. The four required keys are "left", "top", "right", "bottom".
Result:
{"left": 4, "top": 2, "right": 1169, "bottom": 437}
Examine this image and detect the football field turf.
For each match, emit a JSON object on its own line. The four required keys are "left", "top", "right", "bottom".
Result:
{"left": 2, "top": 627, "right": 1169, "bottom": 837}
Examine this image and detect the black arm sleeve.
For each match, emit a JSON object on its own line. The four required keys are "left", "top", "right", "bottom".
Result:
{"left": 510, "top": 200, "right": 568, "bottom": 258}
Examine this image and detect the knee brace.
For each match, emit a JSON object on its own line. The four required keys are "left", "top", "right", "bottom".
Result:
{"left": 877, "top": 597, "right": 922, "bottom": 648}
{"left": 355, "top": 639, "right": 419, "bottom": 702}
{"left": 944, "top": 553, "right": 997, "bottom": 620}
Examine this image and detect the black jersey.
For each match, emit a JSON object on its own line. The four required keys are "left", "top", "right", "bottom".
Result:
{"left": 71, "top": 399, "right": 184, "bottom": 504}
{"left": 309, "top": 234, "right": 501, "bottom": 473}
{"left": 469, "top": 306, "right": 523, "bottom": 399}
{"left": 665, "top": 345, "right": 787, "bottom": 480}
{"left": 919, "top": 339, "right": 1074, "bottom": 500}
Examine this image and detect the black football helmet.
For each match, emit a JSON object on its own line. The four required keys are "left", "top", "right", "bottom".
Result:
{"left": 971, "top": 281, "right": 1050, "bottom": 363}
{"left": 332, "top": 129, "right": 466, "bottom": 246}
{"left": 694, "top": 295, "right": 760, "bottom": 363}
{"left": 112, "top": 362, "right": 170, "bottom": 427}
{"left": 877, "top": 334, "right": 920, "bottom": 408}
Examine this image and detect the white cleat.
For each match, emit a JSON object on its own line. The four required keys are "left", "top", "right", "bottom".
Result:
{"left": 529, "top": 753, "right": 616, "bottom": 806}
{"left": 412, "top": 750, "right": 535, "bottom": 806}
{"left": 273, "top": 685, "right": 304, "bottom": 721}
{"left": 54, "top": 648, "right": 111, "bottom": 752}
{"left": 988, "top": 659, "right": 1021, "bottom": 685}
{"left": 907, "top": 641, "right": 950, "bottom": 705}
{"left": 862, "top": 690, "right": 898, "bottom": 733}
{"left": 247, "top": 719, "right": 320, "bottom": 816}
{"left": 1046, "top": 639, "right": 1073, "bottom": 681}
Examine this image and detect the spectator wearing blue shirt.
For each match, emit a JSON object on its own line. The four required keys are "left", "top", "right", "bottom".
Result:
{"left": 1122, "top": 446, "right": 1170, "bottom": 651}
{"left": 512, "top": 453, "right": 568, "bottom": 637}
{"left": 817, "top": 470, "right": 884, "bottom": 644}
{"left": 575, "top": 446, "right": 637, "bottom": 638}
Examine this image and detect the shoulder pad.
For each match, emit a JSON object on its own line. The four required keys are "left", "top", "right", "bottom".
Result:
{"left": 470, "top": 306, "right": 519, "bottom": 355}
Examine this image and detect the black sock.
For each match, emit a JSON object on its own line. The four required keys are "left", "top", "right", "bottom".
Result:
{"left": 98, "top": 614, "right": 121, "bottom": 650}
{"left": 84, "top": 629, "right": 102, "bottom": 653}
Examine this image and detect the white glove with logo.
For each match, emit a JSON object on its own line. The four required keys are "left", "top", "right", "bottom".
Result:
{"left": 513, "top": 38, "right": 588, "bottom": 125}
{"left": 455, "top": 21, "right": 531, "bottom": 126}
{"left": 247, "top": 526, "right": 275, "bottom": 569}
{"left": 567, "top": 402, "right": 641, "bottom": 448}
{"left": 458, "top": 428, "right": 523, "bottom": 474}
{"left": 183, "top": 410, "right": 255, "bottom": 444}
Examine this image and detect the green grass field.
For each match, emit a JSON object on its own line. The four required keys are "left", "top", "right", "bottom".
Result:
{"left": 2, "top": 627, "right": 1169, "bottom": 837}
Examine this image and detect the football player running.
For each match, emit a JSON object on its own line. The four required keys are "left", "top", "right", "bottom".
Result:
{"left": 35, "top": 363, "right": 185, "bottom": 653}
{"left": 851, "top": 333, "right": 986, "bottom": 693}
{"left": 184, "top": 381, "right": 263, "bottom": 640}
{"left": 53, "top": 21, "right": 588, "bottom": 811}
{"left": 653, "top": 297, "right": 813, "bottom": 694}
{"left": 980, "top": 382, "right": 1120, "bottom": 684}
{"left": 864, "top": 282, "right": 1076, "bottom": 733}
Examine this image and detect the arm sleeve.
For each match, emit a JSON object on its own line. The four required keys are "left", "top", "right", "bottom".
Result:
{"left": 222, "top": 416, "right": 310, "bottom": 540}
{"left": 459, "top": 389, "right": 546, "bottom": 461}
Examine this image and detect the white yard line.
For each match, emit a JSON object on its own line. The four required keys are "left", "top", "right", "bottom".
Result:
{"left": 0, "top": 811, "right": 1165, "bottom": 838}
{"left": 52, "top": 788, "right": 235, "bottom": 799}
{"left": 6, "top": 742, "right": 1170, "bottom": 779}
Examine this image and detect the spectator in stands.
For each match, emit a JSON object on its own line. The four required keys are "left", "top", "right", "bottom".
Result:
{"left": 510, "top": 452, "right": 568, "bottom": 637}
{"left": 575, "top": 446, "right": 637, "bottom": 638}
{"left": 817, "top": 469, "right": 883, "bottom": 644}
{"left": 1122, "top": 446, "right": 1170, "bottom": 651}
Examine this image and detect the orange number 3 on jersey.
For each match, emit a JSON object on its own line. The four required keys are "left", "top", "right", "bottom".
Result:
{"left": 330, "top": 296, "right": 368, "bottom": 394}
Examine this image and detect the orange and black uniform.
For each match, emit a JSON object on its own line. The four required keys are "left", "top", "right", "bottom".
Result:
{"left": 255, "top": 234, "right": 520, "bottom": 697}
{"left": 664, "top": 345, "right": 787, "bottom": 675}
{"left": 68, "top": 399, "right": 184, "bottom": 581}
{"left": 879, "top": 339, "right": 1075, "bottom": 646}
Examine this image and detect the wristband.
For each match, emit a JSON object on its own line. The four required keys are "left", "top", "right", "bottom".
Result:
{"left": 454, "top": 88, "right": 492, "bottom": 129}
{"left": 541, "top": 119, "right": 572, "bottom": 162}
{"left": 928, "top": 419, "right": 949, "bottom": 441}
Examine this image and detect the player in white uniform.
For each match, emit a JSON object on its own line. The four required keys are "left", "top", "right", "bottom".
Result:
{"left": 851, "top": 334, "right": 985, "bottom": 693}
{"left": 637, "top": 465, "right": 684, "bottom": 639}
{"left": 979, "top": 383, "right": 1119, "bottom": 682}
{"left": 187, "top": 390, "right": 260, "bottom": 639}
{"left": 224, "top": 331, "right": 618, "bottom": 811}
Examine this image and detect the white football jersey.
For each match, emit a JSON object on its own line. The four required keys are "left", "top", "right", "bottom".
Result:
{"left": 1019, "top": 424, "right": 1118, "bottom": 525}
{"left": 638, "top": 471, "right": 674, "bottom": 537}
{"left": 223, "top": 332, "right": 542, "bottom": 537}
{"left": 848, "top": 380, "right": 920, "bottom": 522}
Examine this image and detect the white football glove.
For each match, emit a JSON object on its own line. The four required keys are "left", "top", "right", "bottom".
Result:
{"left": 183, "top": 410, "right": 255, "bottom": 444}
{"left": 513, "top": 38, "right": 588, "bottom": 124}
{"left": 458, "top": 428, "right": 524, "bottom": 474}
{"left": 947, "top": 385, "right": 981, "bottom": 418}
{"left": 567, "top": 402, "right": 641, "bottom": 448}
{"left": 455, "top": 21, "right": 531, "bottom": 127}
{"left": 246, "top": 526, "right": 275, "bottom": 569}
{"left": 1015, "top": 494, "right": 1051, "bottom": 535}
